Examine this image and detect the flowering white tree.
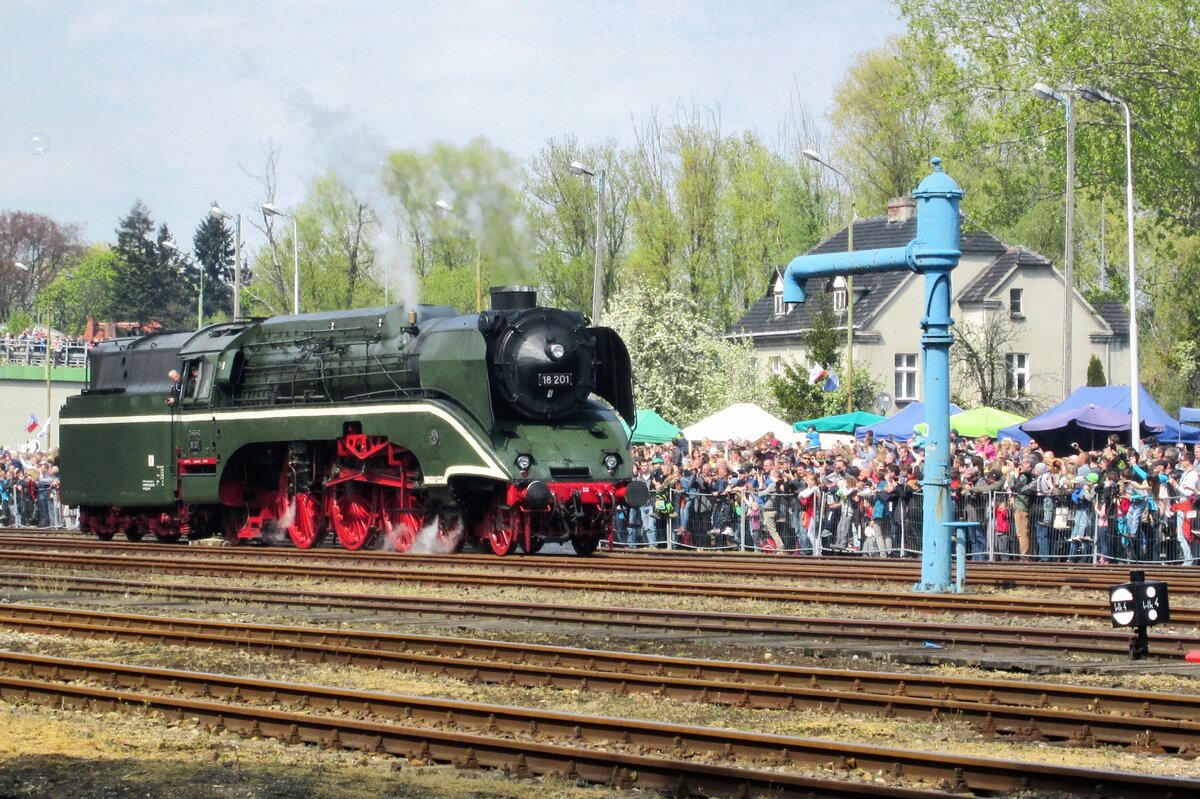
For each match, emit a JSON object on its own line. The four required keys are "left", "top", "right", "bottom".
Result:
{"left": 603, "top": 280, "right": 777, "bottom": 427}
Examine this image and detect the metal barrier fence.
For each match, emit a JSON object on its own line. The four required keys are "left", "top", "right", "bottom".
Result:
{"left": 0, "top": 340, "right": 89, "bottom": 368}
{"left": 612, "top": 487, "right": 1199, "bottom": 565}
{"left": 2, "top": 485, "right": 70, "bottom": 530}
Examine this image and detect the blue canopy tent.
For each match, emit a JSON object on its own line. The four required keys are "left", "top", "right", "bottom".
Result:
{"left": 998, "top": 386, "right": 1200, "bottom": 447}
{"left": 855, "top": 401, "right": 962, "bottom": 442}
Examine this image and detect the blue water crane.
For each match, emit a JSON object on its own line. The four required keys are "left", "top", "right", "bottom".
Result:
{"left": 783, "top": 158, "right": 964, "bottom": 592}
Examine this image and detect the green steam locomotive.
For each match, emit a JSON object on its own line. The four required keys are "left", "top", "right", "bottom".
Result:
{"left": 59, "top": 287, "right": 648, "bottom": 555}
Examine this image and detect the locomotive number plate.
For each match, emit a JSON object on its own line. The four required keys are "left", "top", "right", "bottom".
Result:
{"left": 537, "top": 373, "right": 573, "bottom": 387}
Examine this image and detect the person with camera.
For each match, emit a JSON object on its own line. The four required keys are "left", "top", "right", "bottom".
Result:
{"left": 711, "top": 464, "right": 740, "bottom": 548}
{"left": 1169, "top": 450, "right": 1199, "bottom": 565}
{"left": 756, "top": 465, "right": 785, "bottom": 552}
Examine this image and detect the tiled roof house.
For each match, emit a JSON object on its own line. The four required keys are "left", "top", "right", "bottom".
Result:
{"left": 729, "top": 200, "right": 1130, "bottom": 410}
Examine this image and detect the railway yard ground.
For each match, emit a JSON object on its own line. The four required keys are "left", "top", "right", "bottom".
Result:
{"left": 2, "top": 531, "right": 1200, "bottom": 798}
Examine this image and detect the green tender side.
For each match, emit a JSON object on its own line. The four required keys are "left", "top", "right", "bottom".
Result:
{"left": 59, "top": 394, "right": 176, "bottom": 506}
{"left": 61, "top": 397, "right": 512, "bottom": 508}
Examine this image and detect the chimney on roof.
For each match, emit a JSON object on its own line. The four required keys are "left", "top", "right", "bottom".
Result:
{"left": 887, "top": 196, "right": 916, "bottom": 223}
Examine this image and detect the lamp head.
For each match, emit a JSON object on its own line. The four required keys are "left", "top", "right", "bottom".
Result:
{"left": 569, "top": 160, "right": 594, "bottom": 177}
{"left": 434, "top": 199, "right": 453, "bottom": 212}
{"left": 801, "top": 148, "right": 824, "bottom": 163}
{"left": 210, "top": 204, "right": 231, "bottom": 220}
{"left": 161, "top": 239, "right": 178, "bottom": 252}
{"left": 1078, "top": 84, "right": 1117, "bottom": 104}
{"left": 1032, "top": 82, "right": 1065, "bottom": 103}
{"left": 261, "top": 202, "right": 285, "bottom": 217}
{"left": 14, "top": 261, "right": 29, "bottom": 272}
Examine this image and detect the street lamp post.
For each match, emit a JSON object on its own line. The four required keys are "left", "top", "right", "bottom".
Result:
{"left": 162, "top": 239, "right": 203, "bottom": 328}
{"left": 210, "top": 204, "right": 242, "bottom": 319}
{"left": 803, "top": 149, "right": 856, "bottom": 412}
{"left": 1032, "top": 82, "right": 1077, "bottom": 400}
{"left": 1080, "top": 85, "right": 1140, "bottom": 449}
{"left": 262, "top": 203, "right": 299, "bottom": 315}
{"left": 569, "top": 160, "right": 606, "bottom": 323}
{"left": 434, "top": 199, "right": 483, "bottom": 312}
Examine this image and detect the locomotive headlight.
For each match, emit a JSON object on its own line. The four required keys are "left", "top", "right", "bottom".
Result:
{"left": 547, "top": 342, "right": 565, "bottom": 360}
{"left": 603, "top": 453, "right": 620, "bottom": 472}
{"left": 515, "top": 454, "right": 533, "bottom": 473}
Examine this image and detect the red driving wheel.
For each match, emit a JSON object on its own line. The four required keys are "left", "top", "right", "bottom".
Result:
{"left": 329, "top": 484, "right": 373, "bottom": 550}
{"left": 288, "top": 491, "right": 325, "bottom": 549}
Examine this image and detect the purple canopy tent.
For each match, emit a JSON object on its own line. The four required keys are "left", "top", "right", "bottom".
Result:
{"left": 1019, "top": 403, "right": 1165, "bottom": 453}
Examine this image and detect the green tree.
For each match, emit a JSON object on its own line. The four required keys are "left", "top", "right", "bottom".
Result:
{"left": 625, "top": 108, "right": 828, "bottom": 330}
{"left": 802, "top": 293, "right": 843, "bottom": 370}
{"left": 192, "top": 212, "right": 235, "bottom": 320}
{"left": 828, "top": 36, "right": 968, "bottom": 212}
{"left": 769, "top": 362, "right": 881, "bottom": 424}
{"left": 383, "top": 139, "right": 532, "bottom": 312}
{"left": 38, "top": 245, "right": 121, "bottom": 335}
{"left": 110, "top": 202, "right": 189, "bottom": 328}
{"left": 605, "top": 280, "right": 774, "bottom": 427}
{"left": 901, "top": 0, "right": 1200, "bottom": 232}
{"left": 769, "top": 362, "right": 825, "bottom": 422}
{"left": 524, "top": 136, "right": 632, "bottom": 315}
{"left": 1086, "top": 354, "right": 1107, "bottom": 387}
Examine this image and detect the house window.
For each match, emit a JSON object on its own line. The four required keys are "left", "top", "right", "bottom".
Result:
{"left": 1006, "top": 353, "right": 1030, "bottom": 397}
{"left": 1009, "top": 288, "right": 1023, "bottom": 316}
{"left": 768, "top": 356, "right": 783, "bottom": 376}
{"left": 832, "top": 276, "right": 847, "bottom": 312}
{"left": 773, "top": 291, "right": 784, "bottom": 316}
{"left": 894, "top": 353, "right": 918, "bottom": 400}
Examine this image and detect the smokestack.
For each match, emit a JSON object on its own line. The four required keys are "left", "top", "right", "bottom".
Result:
{"left": 489, "top": 285, "right": 537, "bottom": 311}
{"left": 887, "top": 196, "right": 916, "bottom": 223}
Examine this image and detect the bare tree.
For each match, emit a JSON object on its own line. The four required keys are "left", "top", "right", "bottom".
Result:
{"left": 951, "top": 311, "right": 1052, "bottom": 412}
{"left": 240, "top": 143, "right": 290, "bottom": 314}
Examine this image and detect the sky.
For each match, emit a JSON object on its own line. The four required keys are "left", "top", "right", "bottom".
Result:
{"left": 2, "top": 1, "right": 905, "bottom": 250}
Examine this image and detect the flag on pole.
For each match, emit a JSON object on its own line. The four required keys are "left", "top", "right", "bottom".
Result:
{"left": 807, "top": 364, "right": 829, "bottom": 385}
{"left": 37, "top": 421, "right": 50, "bottom": 440}
{"left": 25, "top": 414, "right": 39, "bottom": 434}
{"left": 822, "top": 372, "right": 840, "bottom": 392}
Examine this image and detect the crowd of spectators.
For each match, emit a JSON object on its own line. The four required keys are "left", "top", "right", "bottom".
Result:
{"left": 618, "top": 429, "right": 1200, "bottom": 565}
{"left": 0, "top": 330, "right": 91, "bottom": 367}
{"left": 1, "top": 445, "right": 66, "bottom": 529}
{"left": 7, "top": 420, "right": 1199, "bottom": 566}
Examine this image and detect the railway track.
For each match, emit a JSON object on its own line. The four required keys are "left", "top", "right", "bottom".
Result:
{"left": 6, "top": 651, "right": 1196, "bottom": 798}
{"left": 7, "top": 531, "right": 1200, "bottom": 595}
{"left": 2, "top": 603, "right": 1199, "bottom": 753}
{"left": 2, "top": 571, "right": 1195, "bottom": 666}
{"left": 3, "top": 546, "right": 1198, "bottom": 624}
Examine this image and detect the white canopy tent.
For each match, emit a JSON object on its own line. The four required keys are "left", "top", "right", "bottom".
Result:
{"left": 681, "top": 403, "right": 803, "bottom": 445}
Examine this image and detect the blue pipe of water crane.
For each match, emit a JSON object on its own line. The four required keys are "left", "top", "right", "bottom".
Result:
{"left": 783, "top": 157, "right": 964, "bottom": 592}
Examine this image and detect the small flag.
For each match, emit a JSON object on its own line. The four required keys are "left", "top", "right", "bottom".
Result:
{"left": 37, "top": 421, "right": 50, "bottom": 440}
{"left": 807, "top": 364, "right": 829, "bottom": 385}
{"left": 823, "top": 372, "right": 840, "bottom": 392}
{"left": 25, "top": 414, "right": 38, "bottom": 434}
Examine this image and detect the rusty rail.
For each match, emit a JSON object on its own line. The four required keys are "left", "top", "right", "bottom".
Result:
{"left": 3, "top": 548, "right": 1196, "bottom": 623}
{"left": 1, "top": 570, "right": 1195, "bottom": 663}
{"left": 1, "top": 649, "right": 1195, "bottom": 797}
{"left": 2, "top": 604, "right": 1199, "bottom": 752}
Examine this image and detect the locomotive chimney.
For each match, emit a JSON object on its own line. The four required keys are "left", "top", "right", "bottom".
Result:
{"left": 489, "top": 285, "right": 538, "bottom": 311}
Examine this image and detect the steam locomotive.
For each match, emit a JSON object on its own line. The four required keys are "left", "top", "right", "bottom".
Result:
{"left": 59, "top": 287, "right": 648, "bottom": 555}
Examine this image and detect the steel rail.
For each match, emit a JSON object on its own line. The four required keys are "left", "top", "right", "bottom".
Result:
{"left": 1, "top": 571, "right": 1195, "bottom": 662}
{"left": 0, "top": 650, "right": 1195, "bottom": 797}
{"left": 3, "top": 604, "right": 1199, "bottom": 751}
{"left": 9, "top": 532, "right": 1200, "bottom": 594}
{"left": 4, "top": 548, "right": 1192, "bottom": 623}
